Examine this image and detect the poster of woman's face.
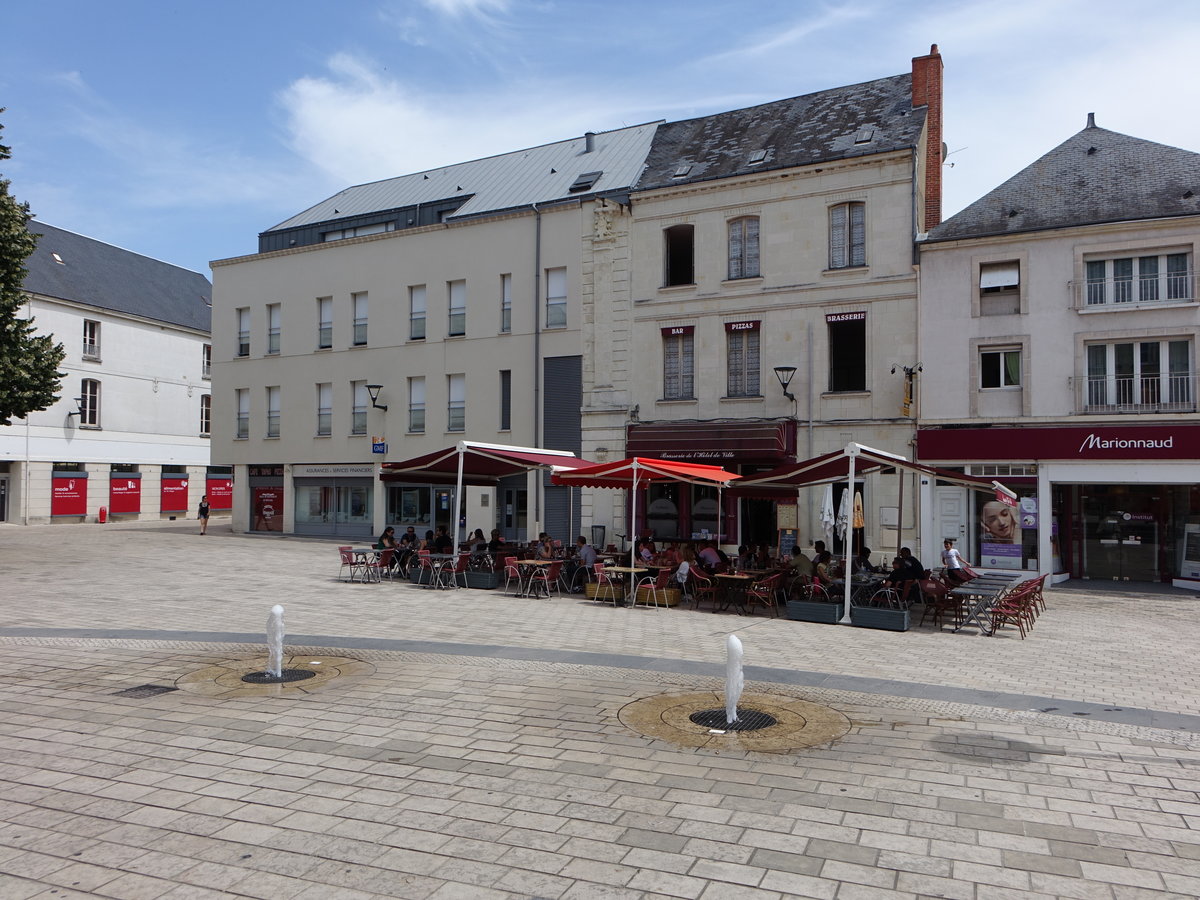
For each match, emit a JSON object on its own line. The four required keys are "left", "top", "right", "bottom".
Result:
{"left": 980, "top": 501, "right": 1018, "bottom": 543}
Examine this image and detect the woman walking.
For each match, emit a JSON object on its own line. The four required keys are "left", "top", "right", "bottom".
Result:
{"left": 198, "top": 495, "right": 210, "bottom": 535}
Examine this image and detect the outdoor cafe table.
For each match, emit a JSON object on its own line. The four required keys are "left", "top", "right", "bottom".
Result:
{"left": 714, "top": 573, "right": 754, "bottom": 614}
{"left": 950, "top": 575, "right": 1022, "bottom": 635}
{"left": 602, "top": 566, "right": 648, "bottom": 605}
{"left": 514, "top": 558, "right": 556, "bottom": 596}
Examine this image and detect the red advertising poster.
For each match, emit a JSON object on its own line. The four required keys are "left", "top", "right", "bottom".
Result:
{"left": 253, "top": 487, "right": 283, "bottom": 532}
{"left": 109, "top": 477, "right": 142, "bottom": 514}
{"left": 51, "top": 475, "right": 88, "bottom": 517}
{"left": 161, "top": 477, "right": 190, "bottom": 512}
{"left": 205, "top": 478, "right": 232, "bottom": 510}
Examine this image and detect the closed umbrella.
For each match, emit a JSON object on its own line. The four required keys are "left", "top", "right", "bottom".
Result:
{"left": 819, "top": 484, "right": 836, "bottom": 549}
{"left": 853, "top": 490, "right": 864, "bottom": 529}
{"left": 836, "top": 488, "right": 851, "bottom": 541}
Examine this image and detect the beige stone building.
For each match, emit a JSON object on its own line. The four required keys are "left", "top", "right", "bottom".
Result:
{"left": 917, "top": 117, "right": 1200, "bottom": 587}
{"left": 582, "top": 48, "right": 945, "bottom": 558}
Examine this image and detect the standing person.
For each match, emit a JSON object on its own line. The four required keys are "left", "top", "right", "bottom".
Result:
{"left": 941, "top": 539, "right": 971, "bottom": 584}
{"left": 197, "top": 495, "right": 210, "bottom": 535}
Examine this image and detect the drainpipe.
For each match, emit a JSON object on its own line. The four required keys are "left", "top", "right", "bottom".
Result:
{"left": 532, "top": 203, "right": 542, "bottom": 536}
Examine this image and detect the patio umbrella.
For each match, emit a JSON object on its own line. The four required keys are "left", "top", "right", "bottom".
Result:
{"left": 819, "top": 484, "right": 836, "bottom": 550}
{"left": 835, "top": 487, "right": 851, "bottom": 541}
{"left": 552, "top": 457, "right": 741, "bottom": 570}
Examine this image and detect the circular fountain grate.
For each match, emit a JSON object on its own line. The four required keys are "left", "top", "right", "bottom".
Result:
{"left": 241, "top": 668, "right": 318, "bottom": 684}
{"left": 689, "top": 707, "right": 778, "bottom": 732}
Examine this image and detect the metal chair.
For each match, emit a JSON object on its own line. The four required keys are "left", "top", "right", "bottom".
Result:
{"left": 747, "top": 572, "right": 783, "bottom": 617}
{"left": 689, "top": 570, "right": 719, "bottom": 611}
{"left": 446, "top": 552, "right": 471, "bottom": 589}
{"left": 338, "top": 547, "right": 365, "bottom": 583}
{"left": 592, "top": 563, "right": 619, "bottom": 606}
{"left": 360, "top": 548, "right": 394, "bottom": 583}
{"left": 634, "top": 568, "right": 672, "bottom": 610}
{"left": 502, "top": 556, "right": 523, "bottom": 595}
{"left": 527, "top": 561, "right": 564, "bottom": 599}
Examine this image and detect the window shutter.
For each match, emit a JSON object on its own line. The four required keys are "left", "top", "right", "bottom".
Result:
{"left": 728, "top": 220, "right": 742, "bottom": 280}
{"left": 829, "top": 206, "right": 847, "bottom": 268}
{"left": 849, "top": 203, "right": 865, "bottom": 267}
{"left": 745, "top": 217, "right": 759, "bottom": 277}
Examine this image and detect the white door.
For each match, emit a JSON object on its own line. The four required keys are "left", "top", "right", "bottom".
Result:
{"left": 935, "top": 487, "right": 969, "bottom": 546}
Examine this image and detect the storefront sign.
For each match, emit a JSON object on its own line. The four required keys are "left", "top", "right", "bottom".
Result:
{"left": 109, "top": 477, "right": 142, "bottom": 514}
{"left": 825, "top": 311, "right": 866, "bottom": 323}
{"left": 627, "top": 420, "right": 795, "bottom": 463}
{"left": 995, "top": 488, "right": 1017, "bottom": 507}
{"left": 51, "top": 474, "right": 87, "bottom": 517}
{"left": 253, "top": 487, "right": 283, "bottom": 532}
{"left": 206, "top": 478, "right": 232, "bottom": 510}
{"left": 661, "top": 325, "right": 695, "bottom": 337}
{"left": 918, "top": 424, "right": 1200, "bottom": 461}
{"left": 292, "top": 463, "right": 375, "bottom": 477}
{"left": 161, "top": 477, "right": 189, "bottom": 512}
{"left": 980, "top": 543, "right": 1022, "bottom": 570}
{"left": 724, "top": 320, "right": 760, "bottom": 331}
{"left": 248, "top": 465, "right": 284, "bottom": 477}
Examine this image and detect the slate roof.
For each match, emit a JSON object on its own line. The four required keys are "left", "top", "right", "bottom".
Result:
{"left": 636, "top": 73, "right": 924, "bottom": 191}
{"left": 22, "top": 222, "right": 212, "bottom": 332}
{"left": 926, "top": 123, "right": 1200, "bottom": 242}
{"left": 267, "top": 123, "right": 661, "bottom": 233}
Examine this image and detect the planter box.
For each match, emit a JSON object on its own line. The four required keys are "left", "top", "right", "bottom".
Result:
{"left": 585, "top": 582, "right": 622, "bottom": 602}
{"left": 464, "top": 570, "right": 503, "bottom": 590}
{"left": 785, "top": 600, "right": 844, "bottom": 623}
{"left": 634, "top": 586, "right": 682, "bottom": 607}
{"left": 850, "top": 606, "right": 910, "bottom": 632}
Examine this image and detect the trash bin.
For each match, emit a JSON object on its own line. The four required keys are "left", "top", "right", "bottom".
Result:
{"left": 98, "top": 506, "right": 107, "bottom": 524}
{"left": 591, "top": 525, "right": 606, "bottom": 549}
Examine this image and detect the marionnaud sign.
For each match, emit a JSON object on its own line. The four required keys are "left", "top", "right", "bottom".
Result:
{"left": 918, "top": 424, "right": 1198, "bottom": 461}
{"left": 293, "top": 463, "right": 376, "bottom": 477}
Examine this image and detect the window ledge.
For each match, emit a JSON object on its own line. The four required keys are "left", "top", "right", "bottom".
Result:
{"left": 199, "top": 434, "right": 211, "bottom": 439}
{"left": 406, "top": 430, "right": 425, "bottom": 436}
{"left": 315, "top": 346, "right": 333, "bottom": 352}
{"left": 446, "top": 334, "right": 466, "bottom": 341}
{"left": 264, "top": 435, "right": 280, "bottom": 440}
{"left": 82, "top": 356, "right": 102, "bottom": 364}
{"left": 656, "top": 397, "right": 698, "bottom": 404}
{"left": 721, "top": 276, "right": 763, "bottom": 287}
{"left": 78, "top": 425, "right": 103, "bottom": 431}
{"left": 979, "top": 386, "right": 1022, "bottom": 392}
{"left": 349, "top": 433, "right": 367, "bottom": 438}
{"left": 821, "top": 390, "right": 871, "bottom": 398}
{"left": 658, "top": 283, "right": 696, "bottom": 293}
{"left": 234, "top": 436, "right": 249, "bottom": 441}
{"left": 822, "top": 265, "right": 869, "bottom": 277}
{"left": 202, "top": 374, "right": 211, "bottom": 381}
{"left": 407, "top": 337, "right": 426, "bottom": 344}
{"left": 721, "top": 395, "right": 764, "bottom": 402}
{"left": 315, "top": 434, "right": 331, "bottom": 439}
{"left": 1076, "top": 299, "right": 1197, "bottom": 314}
{"left": 350, "top": 343, "right": 368, "bottom": 349}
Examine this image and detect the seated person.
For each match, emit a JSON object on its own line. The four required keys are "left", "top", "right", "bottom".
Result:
{"left": 487, "top": 528, "right": 505, "bottom": 555}
{"left": 375, "top": 526, "right": 401, "bottom": 571}
{"left": 536, "top": 536, "right": 555, "bottom": 560}
{"left": 898, "top": 547, "right": 924, "bottom": 579}
{"left": 852, "top": 546, "right": 874, "bottom": 575}
{"left": 813, "top": 551, "right": 835, "bottom": 586}
{"left": 397, "top": 526, "right": 418, "bottom": 572}
{"left": 697, "top": 541, "right": 722, "bottom": 573}
{"left": 736, "top": 545, "right": 754, "bottom": 570}
{"left": 637, "top": 540, "right": 655, "bottom": 564}
{"left": 432, "top": 525, "right": 454, "bottom": 554}
{"left": 754, "top": 544, "right": 772, "bottom": 568}
{"left": 657, "top": 542, "right": 681, "bottom": 567}
{"left": 790, "top": 548, "right": 814, "bottom": 578}
{"left": 469, "top": 528, "right": 488, "bottom": 556}
{"left": 567, "top": 536, "right": 597, "bottom": 590}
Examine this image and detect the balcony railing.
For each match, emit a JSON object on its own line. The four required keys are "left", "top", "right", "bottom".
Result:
{"left": 1072, "top": 272, "right": 1197, "bottom": 309}
{"left": 1076, "top": 373, "right": 1197, "bottom": 413}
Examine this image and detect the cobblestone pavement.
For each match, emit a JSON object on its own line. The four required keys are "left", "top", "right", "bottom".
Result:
{"left": 1, "top": 520, "right": 1198, "bottom": 899}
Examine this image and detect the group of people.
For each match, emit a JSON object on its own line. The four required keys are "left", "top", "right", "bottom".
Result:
{"left": 373, "top": 523, "right": 459, "bottom": 575}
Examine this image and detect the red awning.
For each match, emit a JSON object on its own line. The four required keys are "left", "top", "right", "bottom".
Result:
{"left": 551, "top": 456, "right": 741, "bottom": 489}
{"left": 729, "top": 444, "right": 1013, "bottom": 498}
{"left": 381, "top": 441, "right": 592, "bottom": 485}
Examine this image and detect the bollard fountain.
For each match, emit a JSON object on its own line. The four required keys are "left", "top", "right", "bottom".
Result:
{"left": 266, "top": 604, "right": 284, "bottom": 679}
{"left": 725, "top": 634, "right": 744, "bottom": 724}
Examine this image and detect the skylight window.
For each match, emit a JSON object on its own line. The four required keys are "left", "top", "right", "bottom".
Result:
{"left": 854, "top": 128, "right": 875, "bottom": 144}
{"left": 672, "top": 164, "right": 692, "bottom": 178}
{"left": 747, "top": 149, "right": 768, "bottom": 165}
{"left": 568, "top": 171, "right": 603, "bottom": 193}
{"left": 52, "top": 253, "right": 65, "bottom": 265}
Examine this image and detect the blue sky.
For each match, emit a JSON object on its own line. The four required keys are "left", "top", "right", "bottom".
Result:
{"left": 4, "top": 0, "right": 1199, "bottom": 276}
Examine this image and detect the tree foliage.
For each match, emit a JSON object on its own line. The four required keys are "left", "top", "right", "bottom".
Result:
{"left": 0, "top": 110, "right": 64, "bottom": 426}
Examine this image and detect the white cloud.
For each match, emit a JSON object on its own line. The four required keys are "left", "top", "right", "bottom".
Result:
{"left": 420, "top": 0, "right": 510, "bottom": 17}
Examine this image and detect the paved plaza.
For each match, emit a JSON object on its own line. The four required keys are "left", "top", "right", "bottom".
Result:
{"left": 1, "top": 519, "right": 1198, "bottom": 899}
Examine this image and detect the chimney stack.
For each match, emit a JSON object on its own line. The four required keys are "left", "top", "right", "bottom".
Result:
{"left": 584, "top": 131, "right": 596, "bottom": 153}
{"left": 911, "top": 43, "right": 944, "bottom": 232}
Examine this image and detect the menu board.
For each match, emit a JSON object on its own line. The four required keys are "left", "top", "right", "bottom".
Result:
{"left": 777, "top": 529, "right": 798, "bottom": 559}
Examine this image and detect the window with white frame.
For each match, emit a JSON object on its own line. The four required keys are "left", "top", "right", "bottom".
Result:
{"left": 200, "top": 395, "right": 211, "bottom": 436}
{"left": 351, "top": 381, "right": 367, "bottom": 435}
{"left": 266, "top": 303, "right": 281, "bottom": 354}
{"left": 828, "top": 202, "right": 866, "bottom": 269}
{"left": 237, "top": 308, "right": 250, "bottom": 357}
{"left": 202, "top": 343, "right": 211, "bottom": 379}
{"left": 316, "top": 383, "right": 332, "bottom": 436}
{"left": 447, "top": 373, "right": 465, "bottom": 432}
{"left": 545, "top": 267, "right": 567, "bottom": 328}
{"left": 500, "top": 274, "right": 512, "bottom": 333}
{"left": 979, "top": 261, "right": 1020, "bottom": 316}
{"left": 1085, "top": 253, "right": 1192, "bottom": 306}
{"left": 408, "top": 377, "right": 425, "bottom": 433}
{"left": 1085, "top": 339, "right": 1193, "bottom": 411}
{"left": 266, "top": 386, "right": 280, "bottom": 437}
{"left": 664, "top": 224, "right": 694, "bottom": 286}
{"left": 980, "top": 348, "right": 1021, "bottom": 388}
{"left": 409, "top": 285, "right": 426, "bottom": 340}
{"left": 352, "top": 291, "right": 368, "bottom": 346}
{"left": 79, "top": 378, "right": 100, "bottom": 427}
{"left": 236, "top": 388, "right": 249, "bottom": 438}
{"left": 727, "top": 217, "right": 760, "bottom": 279}
{"left": 726, "top": 322, "right": 760, "bottom": 397}
{"left": 448, "top": 280, "right": 466, "bottom": 336}
{"left": 82, "top": 320, "right": 100, "bottom": 359}
{"left": 317, "top": 297, "right": 332, "bottom": 349}
{"left": 662, "top": 326, "right": 694, "bottom": 400}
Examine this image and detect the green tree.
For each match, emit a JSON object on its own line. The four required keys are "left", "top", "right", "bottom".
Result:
{"left": 0, "top": 110, "right": 64, "bottom": 426}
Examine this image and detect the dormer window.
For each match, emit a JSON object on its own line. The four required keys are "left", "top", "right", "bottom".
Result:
{"left": 569, "top": 171, "right": 603, "bottom": 193}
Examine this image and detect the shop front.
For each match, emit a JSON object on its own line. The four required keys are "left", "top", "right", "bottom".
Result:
{"left": 626, "top": 420, "right": 796, "bottom": 546}
{"left": 248, "top": 465, "right": 284, "bottom": 533}
{"left": 293, "top": 463, "right": 374, "bottom": 539}
{"left": 918, "top": 424, "right": 1200, "bottom": 587}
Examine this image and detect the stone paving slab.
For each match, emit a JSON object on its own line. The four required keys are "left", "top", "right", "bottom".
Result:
{"left": 0, "top": 520, "right": 1198, "bottom": 898}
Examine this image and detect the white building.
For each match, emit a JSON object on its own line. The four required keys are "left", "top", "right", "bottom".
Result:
{"left": 917, "top": 117, "right": 1200, "bottom": 586}
{"left": 0, "top": 222, "right": 217, "bottom": 524}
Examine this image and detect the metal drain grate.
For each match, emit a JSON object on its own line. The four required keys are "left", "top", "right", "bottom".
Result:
{"left": 241, "top": 668, "right": 318, "bottom": 685}
{"left": 689, "top": 707, "right": 779, "bottom": 732}
{"left": 113, "top": 684, "right": 179, "bottom": 699}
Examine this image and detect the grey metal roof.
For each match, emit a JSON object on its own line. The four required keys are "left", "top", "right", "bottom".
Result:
{"left": 23, "top": 221, "right": 212, "bottom": 332}
{"left": 637, "top": 73, "right": 924, "bottom": 190}
{"left": 926, "top": 122, "right": 1200, "bottom": 242}
{"left": 267, "top": 123, "right": 661, "bottom": 232}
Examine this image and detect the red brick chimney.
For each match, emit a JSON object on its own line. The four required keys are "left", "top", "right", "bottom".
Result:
{"left": 911, "top": 43, "right": 944, "bottom": 232}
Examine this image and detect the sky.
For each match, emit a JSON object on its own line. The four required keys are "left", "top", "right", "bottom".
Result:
{"left": 3, "top": 0, "right": 1199, "bottom": 277}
